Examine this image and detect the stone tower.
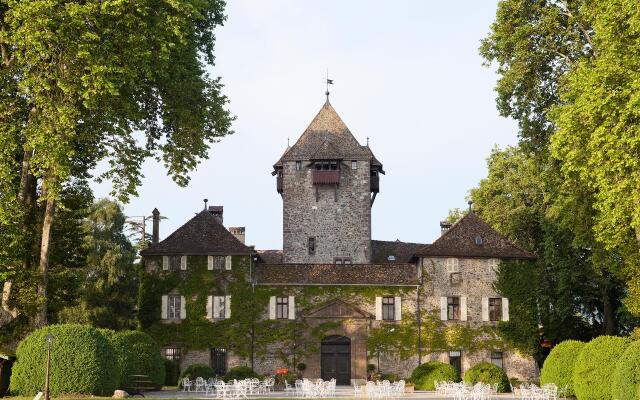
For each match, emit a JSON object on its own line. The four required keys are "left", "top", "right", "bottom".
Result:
{"left": 273, "top": 99, "right": 384, "bottom": 264}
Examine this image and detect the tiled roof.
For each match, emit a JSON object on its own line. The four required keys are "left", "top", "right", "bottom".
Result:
{"left": 255, "top": 263, "right": 418, "bottom": 285}
{"left": 274, "top": 101, "right": 380, "bottom": 167}
{"left": 257, "top": 249, "right": 283, "bottom": 264}
{"left": 415, "top": 212, "right": 536, "bottom": 260}
{"left": 140, "top": 210, "right": 253, "bottom": 256}
{"left": 371, "top": 240, "right": 424, "bottom": 263}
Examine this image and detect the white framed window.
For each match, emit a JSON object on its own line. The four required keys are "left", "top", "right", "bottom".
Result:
{"left": 488, "top": 258, "right": 500, "bottom": 268}
{"left": 269, "top": 296, "right": 295, "bottom": 320}
{"left": 276, "top": 296, "right": 289, "bottom": 319}
{"left": 210, "top": 295, "right": 230, "bottom": 319}
{"left": 491, "top": 351, "right": 504, "bottom": 369}
{"left": 208, "top": 255, "right": 225, "bottom": 270}
{"left": 351, "top": 160, "right": 357, "bottom": 170}
{"left": 168, "top": 295, "right": 181, "bottom": 319}
{"left": 446, "top": 258, "right": 460, "bottom": 273}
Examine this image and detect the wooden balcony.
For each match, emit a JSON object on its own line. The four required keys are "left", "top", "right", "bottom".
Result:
{"left": 312, "top": 170, "right": 340, "bottom": 185}
{"left": 370, "top": 175, "right": 379, "bottom": 193}
{"left": 277, "top": 176, "right": 283, "bottom": 193}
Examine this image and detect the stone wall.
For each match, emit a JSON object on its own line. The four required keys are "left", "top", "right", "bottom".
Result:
{"left": 282, "top": 160, "right": 372, "bottom": 264}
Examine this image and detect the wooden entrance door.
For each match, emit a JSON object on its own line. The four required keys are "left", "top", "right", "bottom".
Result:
{"left": 321, "top": 335, "right": 351, "bottom": 385}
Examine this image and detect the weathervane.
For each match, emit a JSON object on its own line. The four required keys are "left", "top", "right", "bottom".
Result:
{"left": 325, "top": 68, "right": 333, "bottom": 100}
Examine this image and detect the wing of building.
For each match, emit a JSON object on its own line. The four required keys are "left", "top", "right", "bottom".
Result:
{"left": 139, "top": 98, "right": 539, "bottom": 384}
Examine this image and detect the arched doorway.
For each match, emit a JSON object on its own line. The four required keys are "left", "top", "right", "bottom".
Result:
{"left": 321, "top": 335, "right": 351, "bottom": 384}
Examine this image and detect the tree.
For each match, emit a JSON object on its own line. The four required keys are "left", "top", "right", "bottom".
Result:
{"left": 549, "top": 0, "right": 640, "bottom": 312}
{"left": 0, "top": 0, "right": 233, "bottom": 327}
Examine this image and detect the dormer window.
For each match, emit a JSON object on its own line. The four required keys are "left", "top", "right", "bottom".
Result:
{"left": 474, "top": 235, "right": 484, "bottom": 246}
{"left": 295, "top": 161, "right": 302, "bottom": 171}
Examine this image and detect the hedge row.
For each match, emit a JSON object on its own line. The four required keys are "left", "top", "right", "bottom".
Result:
{"left": 10, "top": 324, "right": 165, "bottom": 396}
{"left": 541, "top": 336, "right": 640, "bottom": 400}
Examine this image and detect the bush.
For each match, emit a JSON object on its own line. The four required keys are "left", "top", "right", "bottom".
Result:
{"left": 10, "top": 324, "right": 118, "bottom": 396}
{"left": 463, "top": 362, "right": 510, "bottom": 393}
{"left": 410, "top": 361, "right": 459, "bottom": 390}
{"left": 381, "top": 373, "right": 400, "bottom": 382}
{"left": 573, "top": 335, "right": 631, "bottom": 400}
{"left": 108, "top": 331, "right": 165, "bottom": 389}
{"left": 296, "top": 362, "right": 306, "bottom": 372}
{"left": 540, "top": 340, "right": 584, "bottom": 397}
{"left": 223, "top": 366, "right": 259, "bottom": 381}
{"left": 164, "top": 359, "right": 180, "bottom": 386}
{"left": 179, "top": 363, "right": 216, "bottom": 385}
{"left": 612, "top": 340, "right": 640, "bottom": 400}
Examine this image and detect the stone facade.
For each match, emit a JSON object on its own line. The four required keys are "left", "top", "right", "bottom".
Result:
{"left": 142, "top": 98, "right": 540, "bottom": 385}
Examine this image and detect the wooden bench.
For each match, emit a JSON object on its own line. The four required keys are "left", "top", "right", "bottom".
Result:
{"left": 127, "top": 374, "right": 156, "bottom": 397}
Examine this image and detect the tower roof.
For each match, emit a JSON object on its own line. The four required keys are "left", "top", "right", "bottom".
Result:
{"left": 274, "top": 100, "right": 380, "bottom": 167}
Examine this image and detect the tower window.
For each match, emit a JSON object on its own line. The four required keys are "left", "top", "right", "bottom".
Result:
{"left": 296, "top": 161, "right": 302, "bottom": 171}
{"left": 351, "top": 160, "right": 357, "bottom": 170}
{"left": 308, "top": 237, "right": 316, "bottom": 255}
{"left": 334, "top": 257, "right": 352, "bottom": 265}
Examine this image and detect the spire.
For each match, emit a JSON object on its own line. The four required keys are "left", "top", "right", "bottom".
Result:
{"left": 325, "top": 69, "right": 333, "bottom": 102}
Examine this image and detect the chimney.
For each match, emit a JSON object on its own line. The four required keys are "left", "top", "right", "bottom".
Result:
{"left": 208, "top": 206, "right": 223, "bottom": 224}
{"left": 229, "top": 227, "right": 246, "bottom": 244}
{"left": 152, "top": 208, "right": 160, "bottom": 244}
{"left": 440, "top": 221, "right": 452, "bottom": 235}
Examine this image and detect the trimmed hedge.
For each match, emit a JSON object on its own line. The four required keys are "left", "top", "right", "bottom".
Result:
{"left": 463, "top": 362, "right": 510, "bottom": 393}
{"left": 540, "top": 340, "right": 584, "bottom": 397}
{"left": 164, "top": 359, "right": 180, "bottom": 386}
{"left": 410, "top": 361, "right": 459, "bottom": 390}
{"left": 573, "top": 336, "right": 631, "bottom": 400}
{"left": 612, "top": 340, "right": 640, "bottom": 400}
{"left": 223, "top": 366, "right": 260, "bottom": 381}
{"left": 179, "top": 363, "right": 215, "bottom": 385}
{"left": 10, "top": 324, "right": 118, "bottom": 396}
{"left": 109, "top": 331, "right": 165, "bottom": 389}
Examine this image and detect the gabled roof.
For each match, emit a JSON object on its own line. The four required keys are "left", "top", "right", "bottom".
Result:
{"left": 274, "top": 100, "right": 378, "bottom": 167}
{"left": 306, "top": 299, "right": 373, "bottom": 319}
{"left": 415, "top": 212, "right": 536, "bottom": 260}
{"left": 140, "top": 210, "right": 253, "bottom": 256}
{"left": 371, "top": 240, "right": 424, "bottom": 263}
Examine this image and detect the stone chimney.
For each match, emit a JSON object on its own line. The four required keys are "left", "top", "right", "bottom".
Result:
{"left": 440, "top": 221, "right": 452, "bottom": 235}
{"left": 208, "top": 206, "right": 223, "bottom": 224}
{"left": 152, "top": 208, "right": 160, "bottom": 244}
{"left": 229, "top": 227, "right": 246, "bottom": 244}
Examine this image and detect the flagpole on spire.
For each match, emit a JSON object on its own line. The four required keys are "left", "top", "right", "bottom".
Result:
{"left": 325, "top": 68, "right": 333, "bottom": 101}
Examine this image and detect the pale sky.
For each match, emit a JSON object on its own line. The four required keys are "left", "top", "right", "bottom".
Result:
{"left": 92, "top": 0, "right": 518, "bottom": 250}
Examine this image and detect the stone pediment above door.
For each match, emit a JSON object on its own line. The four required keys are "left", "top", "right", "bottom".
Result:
{"left": 306, "top": 299, "right": 373, "bottom": 319}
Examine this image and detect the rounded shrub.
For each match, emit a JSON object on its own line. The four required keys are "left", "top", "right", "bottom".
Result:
{"left": 410, "top": 361, "right": 459, "bottom": 390}
{"left": 612, "top": 340, "right": 640, "bottom": 400}
{"left": 463, "top": 362, "right": 510, "bottom": 393}
{"left": 224, "top": 366, "right": 260, "bottom": 381}
{"left": 179, "top": 363, "right": 215, "bottom": 385}
{"left": 10, "top": 324, "right": 118, "bottom": 396}
{"left": 573, "top": 335, "right": 631, "bottom": 400}
{"left": 164, "top": 359, "right": 180, "bottom": 386}
{"left": 109, "top": 331, "right": 165, "bottom": 389}
{"left": 540, "top": 340, "right": 584, "bottom": 397}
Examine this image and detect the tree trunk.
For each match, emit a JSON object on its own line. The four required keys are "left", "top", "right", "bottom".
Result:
{"left": 34, "top": 197, "right": 56, "bottom": 328}
{"left": 602, "top": 285, "right": 616, "bottom": 335}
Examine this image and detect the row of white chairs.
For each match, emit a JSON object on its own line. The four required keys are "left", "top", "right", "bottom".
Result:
{"left": 435, "top": 382, "right": 495, "bottom": 400}
{"left": 284, "top": 378, "right": 336, "bottom": 398}
{"left": 182, "top": 377, "right": 275, "bottom": 398}
{"left": 353, "top": 380, "right": 405, "bottom": 399}
{"left": 513, "top": 383, "right": 561, "bottom": 400}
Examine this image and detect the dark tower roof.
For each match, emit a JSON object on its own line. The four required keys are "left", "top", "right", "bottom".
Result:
{"left": 274, "top": 100, "right": 382, "bottom": 169}
{"left": 415, "top": 212, "right": 536, "bottom": 260}
{"left": 140, "top": 210, "right": 253, "bottom": 256}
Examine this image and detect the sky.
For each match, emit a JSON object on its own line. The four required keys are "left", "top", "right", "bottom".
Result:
{"left": 92, "top": 0, "right": 519, "bottom": 250}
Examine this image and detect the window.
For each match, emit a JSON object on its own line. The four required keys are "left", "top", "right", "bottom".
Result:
{"left": 296, "top": 161, "right": 302, "bottom": 171}
{"left": 168, "top": 295, "right": 181, "bottom": 319}
{"left": 382, "top": 297, "right": 395, "bottom": 321}
{"left": 449, "top": 351, "right": 462, "bottom": 375}
{"left": 214, "top": 296, "right": 227, "bottom": 319}
{"left": 491, "top": 351, "right": 504, "bottom": 369}
{"left": 446, "top": 258, "right": 460, "bottom": 273}
{"left": 167, "top": 256, "right": 181, "bottom": 271}
{"left": 315, "top": 161, "right": 338, "bottom": 170}
{"left": 164, "top": 347, "right": 181, "bottom": 361}
{"left": 474, "top": 235, "right": 484, "bottom": 246}
{"left": 447, "top": 297, "right": 460, "bottom": 320}
{"left": 351, "top": 160, "right": 357, "bottom": 170}
{"left": 308, "top": 237, "right": 316, "bottom": 255}
{"left": 210, "top": 348, "right": 227, "bottom": 376}
{"left": 334, "top": 257, "right": 352, "bottom": 265}
{"left": 212, "top": 256, "right": 225, "bottom": 270}
{"left": 489, "top": 298, "right": 502, "bottom": 321}
{"left": 488, "top": 258, "right": 500, "bottom": 268}
{"left": 276, "top": 296, "right": 289, "bottom": 319}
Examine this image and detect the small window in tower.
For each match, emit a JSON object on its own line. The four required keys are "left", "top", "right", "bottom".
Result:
{"left": 296, "top": 161, "right": 302, "bottom": 171}
{"left": 330, "top": 162, "right": 338, "bottom": 170}
{"left": 308, "top": 237, "right": 316, "bottom": 255}
{"left": 315, "top": 163, "right": 322, "bottom": 170}
{"left": 351, "top": 160, "right": 357, "bottom": 170}
{"left": 474, "top": 235, "right": 484, "bottom": 246}
{"left": 322, "top": 162, "right": 330, "bottom": 170}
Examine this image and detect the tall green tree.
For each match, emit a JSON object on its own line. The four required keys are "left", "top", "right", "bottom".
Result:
{"left": 549, "top": 0, "right": 640, "bottom": 312}
{"left": 0, "top": 0, "right": 233, "bottom": 327}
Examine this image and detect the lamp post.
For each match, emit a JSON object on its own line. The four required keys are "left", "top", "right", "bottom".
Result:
{"left": 44, "top": 333, "right": 54, "bottom": 400}
{"left": 375, "top": 345, "right": 381, "bottom": 375}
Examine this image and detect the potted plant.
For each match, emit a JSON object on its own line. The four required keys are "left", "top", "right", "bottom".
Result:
{"left": 296, "top": 362, "right": 306, "bottom": 378}
{"left": 404, "top": 378, "right": 414, "bottom": 393}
